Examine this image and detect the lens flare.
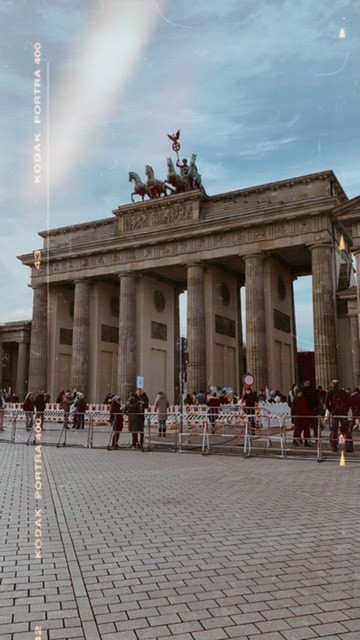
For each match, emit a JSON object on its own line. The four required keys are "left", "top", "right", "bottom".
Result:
{"left": 47, "top": 0, "right": 165, "bottom": 192}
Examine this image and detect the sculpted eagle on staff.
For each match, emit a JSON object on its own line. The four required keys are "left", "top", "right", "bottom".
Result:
{"left": 167, "top": 129, "right": 181, "bottom": 148}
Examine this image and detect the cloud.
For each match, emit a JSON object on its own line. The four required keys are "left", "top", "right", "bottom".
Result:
{"left": 1, "top": 0, "right": 359, "bottom": 343}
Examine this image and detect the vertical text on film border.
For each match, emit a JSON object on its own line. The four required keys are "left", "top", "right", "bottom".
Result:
{"left": 33, "top": 42, "right": 42, "bottom": 184}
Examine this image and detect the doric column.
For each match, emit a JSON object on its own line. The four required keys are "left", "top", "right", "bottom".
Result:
{"left": 244, "top": 253, "right": 268, "bottom": 391}
{"left": 355, "top": 249, "right": 360, "bottom": 362}
{"left": 186, "top": 263, "right": 206, "bottom": 395}
{"left": 290, "top": 276, "right": 298, "bottom": 383}
{"left": 236, "top": 278, "right": 246, "bottom": 386}
{"left": 117, "top": 272, "right": 137, "bottom": 401}
{"left": 28, "top": 284, "right": 47, "bottom": 392}
{"left": 70, "top": 280, "right": 91, "bottom": 397}
{"left": 349, "top": 303, "right": 360, "bottom": 388}
{"left": 174, "top": 288, "right": 181, "bottom": 404}
{"left": 310, "top": 243, "right": 338, "bottom": 387}
{"left": 16, "top": 342, "right": 28, "bottom": 400}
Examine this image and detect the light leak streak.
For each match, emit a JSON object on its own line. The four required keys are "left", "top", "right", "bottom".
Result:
{"left": 45, "top": 0, "right": 166, "bottom": 192}
{"left": 315, "top": 51, "right": 349, "bottom": 78}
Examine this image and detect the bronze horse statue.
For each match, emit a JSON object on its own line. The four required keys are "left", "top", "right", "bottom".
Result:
{"left": 145, "top": 165, "right": 174, "bottom": 198}
{"left": 128, "top": 171, "right": 150, "bottom": 202}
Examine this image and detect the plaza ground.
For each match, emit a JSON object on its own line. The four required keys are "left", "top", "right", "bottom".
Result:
{"left": 0, "top": 432, "right": 359, "bottom": 640}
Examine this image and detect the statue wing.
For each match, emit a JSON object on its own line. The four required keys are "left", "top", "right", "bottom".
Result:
{"left": 167, "top": 130, "right": 180, "bottom": 142}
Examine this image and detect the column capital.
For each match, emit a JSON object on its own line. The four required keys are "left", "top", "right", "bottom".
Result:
{"left": 186, "top": 261, "right": 205, "bottom": 269}
{"left": 308, "top": 241, "right": 333, "bottom": 252}
{"left": 73, "top": 278, "right": 91, "bottom": 285}
{"left": 243, "top": 252, "right": 265, "bottom": 262}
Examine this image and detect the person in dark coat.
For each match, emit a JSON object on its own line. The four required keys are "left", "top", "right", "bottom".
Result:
{"left": 301, "top": 380, "right": 321, "bottom": 441}
{"left": 109, "top": 396, "right": 123, "bottom": 449}
{"left": 125, "top": 393, "right": 143, "bottom": 448}
{"left": 325, "top": 380, "right": 352, "bottom": 452}
{"left": 207, "top": 392, "right": 221, "bottom": 434}
{"left": 350, "top": 387, "right": 360, "bottom": 433}
{"left": 73, "top": 392, "right": 86, "bottom": 429}
{"left": 135, "top": 388, "right": 149, "bottom": 447}
{"left": 291, "top": 390, "right": 312, "bottom": 447}
{"left": 242, "top": 387, "right": 258, "bottom": 435}
{"left": 23, "top": 392, "right": 35, "bottom": 431}
{"left": 60, "top": 390, "right": 73, "bottom": 429}
{"left": 34, "top": 391, "right": 46, "bottom": 429}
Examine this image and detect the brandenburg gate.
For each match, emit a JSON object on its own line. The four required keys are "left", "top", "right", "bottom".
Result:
{"left": 18, "top": 168, "right": 360, "bottom": 403}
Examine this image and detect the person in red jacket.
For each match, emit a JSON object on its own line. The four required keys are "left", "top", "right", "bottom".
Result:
{"left": 325, "top": 380, "right": 352, "bottom": 452}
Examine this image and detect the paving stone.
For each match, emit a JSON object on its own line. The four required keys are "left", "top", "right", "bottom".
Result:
{"left": 2, "top": 439, "right": 360, "bottom": 640}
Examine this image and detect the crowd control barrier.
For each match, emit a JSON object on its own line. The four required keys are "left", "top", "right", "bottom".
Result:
{"left": 243, "top": 413, "right": 286, "bottom": 457}
{"left": 1, "top": 403, "right": 359, "bottom": 464}
{"left": 200, "top": 411, "right": 247, "bottom": 454}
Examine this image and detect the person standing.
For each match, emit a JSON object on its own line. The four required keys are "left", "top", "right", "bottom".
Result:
{"left": 242, "top": 387, "right": 258, "bottom": 435}
{"left": 109, "top": 395, "right": 123, "bottom": 449}
{"left": 23, "top": 392, "right": 35, "bottom": 431}
{"left": 73, "top": 392, "right": 86, "bottom": 429}
{"left": 60, "top": 390, "right": 73, "bottom": 429}
{"left": 34, "top": 390, "right": 46, "bottom": 430}
{"left": 155, "top": 391, "right": 170, "bottom": 436}
{"left": 125, "top": 392, "right": 143, "bottom": 448}
{"left": 207, "top": 392, "right": 221, "bottom": 434}
{"left": 136, "top": 388, "right": 149, "bottom": 447}
{"left": 291, "top": 389, "right": 312, "bottom": 447}
{"left": 301, "top": 380, "right": 321, "bottom": 442}
{"left": 0, "top": 390, "right": 5, "bottom": 431}
{"left": 325, "top": 380, "right": 352, "bottom": 453}
{"left": 350, "top": 387, "right": 360, "bottom": 432}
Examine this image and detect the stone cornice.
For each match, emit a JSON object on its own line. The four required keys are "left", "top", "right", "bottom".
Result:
{"left": 17, "top": 197, "right": 333, "bottom": 268}
{"left": 25, "top": 213, "right": 331, "bottom": 286}
{"left": 38, "top": 217, "right": 115, "bottom": 238}
{"left": 209, "top": 170, "right": 348, "bottom": 204}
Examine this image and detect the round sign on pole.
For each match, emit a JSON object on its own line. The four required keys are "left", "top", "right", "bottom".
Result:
{"left": 243, "top": 372, "right": 255, "bottom": 387}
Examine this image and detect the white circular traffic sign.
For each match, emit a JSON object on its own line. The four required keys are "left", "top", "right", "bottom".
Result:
{"left": 243, "top": 372, "right": 255, "bottom": 387}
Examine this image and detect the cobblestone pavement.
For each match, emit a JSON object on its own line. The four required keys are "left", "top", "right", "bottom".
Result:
{"left": 1, "top": 434, "right": 360, "bottom": 640}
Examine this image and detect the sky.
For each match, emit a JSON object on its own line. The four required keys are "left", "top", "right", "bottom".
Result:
{"left": 1, "top": 0, "right": 359, "bottom": 351}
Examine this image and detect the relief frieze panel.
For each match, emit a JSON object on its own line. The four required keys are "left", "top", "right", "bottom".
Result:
{"left": 43, "top": 211, "right": 326, "bottom": 281}
{"left": 122, "top": 203, "right": 194, "bottom": 232}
